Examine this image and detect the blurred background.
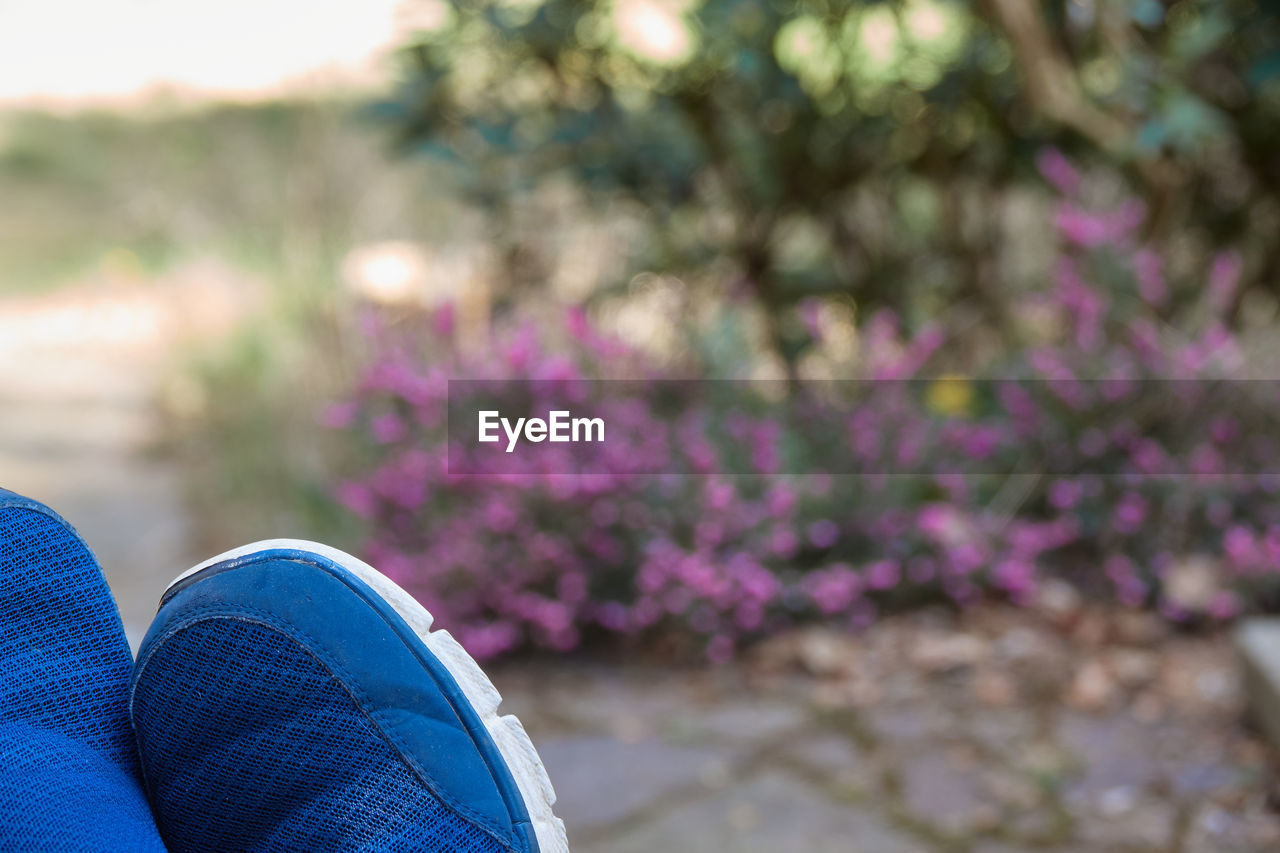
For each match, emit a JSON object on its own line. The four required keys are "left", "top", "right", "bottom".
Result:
{"left": 3, "top": 0, "right": 1280, "bottom": 849}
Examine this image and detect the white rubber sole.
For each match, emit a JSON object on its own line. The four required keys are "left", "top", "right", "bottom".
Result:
{"left": 171, "top": 539, "right": 569, "bottom": 853}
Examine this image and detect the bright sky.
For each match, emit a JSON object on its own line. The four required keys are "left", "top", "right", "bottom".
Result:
{"left": 0, "top": 0, "right": 406, "bottom": 103}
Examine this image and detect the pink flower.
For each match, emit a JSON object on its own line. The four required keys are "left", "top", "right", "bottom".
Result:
{"left": 751, "top": 421, "right": 782, "bottom": 475}
{"left": 804, "top": 564, "right": 863, "bottom": 615}
{"left": 947, "top": 542, "right": 988, "bottom": 574}
{"left": 1188, "top": 443, "right": 1223, "bottom": 478}
{"left": 1036, "top": 147, "right": 1081, "bottom": 196}
{"left": 807, "top": 519, "right": 840, "bottom": 549}
{"left": 705, "top": 479, "right": 736, "bottom": 512}
{"left": 326, "top": 237, "right": 1275, "bottom": 662}
{"left": 1209, "top": 250, "right": 1242, "bottom": 314}
{"left": 1048, "top": 479, "right": 1084, "bottom": 510}
{"left": 766, "top": 483, "right": 796, "bottom": 519}
{"left": 335, "top": 482, "right": 375, "bottom": 519}
{"left": 770, "top": 527, "right": 799, "bottom": 558}
{"left": 432, "top": 303, "right": 456, "bottom": 337}
{"left": 504, "top": 325, "right": 539, "bottom": 370}
{"left": 1117, "top": 577, "right": 1148, "bottom": 608}
{"left": 1210, "top": 416, "right": 1239, "bottom": 444}
{"left": 596, "top": 602, "right": 629, "bottom": 632}
{"left": 1113, "top": 199, "right": 1146, "bottom": 236}
{"left": 993, "top": 558, "right": 1036, "bottom": 600}
{"left": 799, "top": 297, "right": 823, "bottom": 341}
{"left": 866, "top": 559, "right": 901, "bottom": 590}
{"left": 1055, "top": 203, "right": 1111, "bottom": 247}
{"left": 1130, "top": 439, "right": 1168, "bottom": 475}
{"left": 918, "top": 503, "right": 955, "bottom": 539}
{"left": 1224, "top": 526, "right": 1258, "bottom": 568}
{"left": 371, "top": 413, "right": 407, "bottom": 444}
{"left": 1265, "top": 526, "right": 1280, "bottom": 565}
{"left": 1133, "top": 249, "right": 1167, "bottom": 306}
{"left": 458, "top": 623, "right": 522, "bottom": 660}
{"left": 565, "top": 306, "right": 591, "bottom": 342}
{"left": 1112, "top": 492, "right": 1149, "bottom": 535}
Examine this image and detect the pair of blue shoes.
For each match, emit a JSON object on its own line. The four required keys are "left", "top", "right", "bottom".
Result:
{"left": 0, "top": 488, "right": 567, "bottom": 852}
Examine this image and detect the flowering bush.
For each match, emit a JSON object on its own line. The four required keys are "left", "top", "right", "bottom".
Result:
{"left": 328, "top": 153, "right": 1280, "bottom": 659}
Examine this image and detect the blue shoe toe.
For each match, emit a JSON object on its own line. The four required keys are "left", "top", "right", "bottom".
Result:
{"left": 131, "top": 542, "right": 567, "bottom": 853}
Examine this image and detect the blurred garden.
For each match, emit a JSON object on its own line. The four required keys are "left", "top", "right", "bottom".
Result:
{"left": 3, "top": 0, "right": 1280, "bottom": 848}
{"left": 168, "top": 0, "right": 1280, "bottom": 658}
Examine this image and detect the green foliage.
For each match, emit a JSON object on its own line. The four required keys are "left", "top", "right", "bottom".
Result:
{"left": 0, "top": 100, "right": 444, "bottom": 294}
{"left": 383, "top": 0, "right": 1280, "bottom": 362}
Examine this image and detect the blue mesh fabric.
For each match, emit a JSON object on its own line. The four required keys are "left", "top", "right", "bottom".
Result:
{"left": 132, "top": 617, "right": 512, "bottom": 853}
{"left": 0, "top": 505, "right": 140, "bottom": 771}
{"left": 0, "top": 502, "right": 165, "bottom": 849}
{"left": 0, "top": 721, "right": 167, "bottom": 852}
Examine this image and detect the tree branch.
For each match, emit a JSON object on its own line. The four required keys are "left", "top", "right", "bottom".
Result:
{"left": 979, "top": 0, "right": 1130, "bottom": 151}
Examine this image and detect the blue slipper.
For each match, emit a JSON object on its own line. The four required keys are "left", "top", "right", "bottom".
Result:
{"left": 130, "top": 539, "right": 568, "bottom": 853}
{"left": 0, "top": 488, "right": 165, "bottom": 851}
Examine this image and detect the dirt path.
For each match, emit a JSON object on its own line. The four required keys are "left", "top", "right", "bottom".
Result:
{"left": 0, "top": 273, "right": 241, "bottom": 645}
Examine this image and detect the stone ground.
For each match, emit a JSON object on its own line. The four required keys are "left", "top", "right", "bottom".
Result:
{"left": 495, "top": 606, "right": 1280, "bottom": 852}
{"left": 3, "top": 280, "right": 1280, "bottom": 851}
